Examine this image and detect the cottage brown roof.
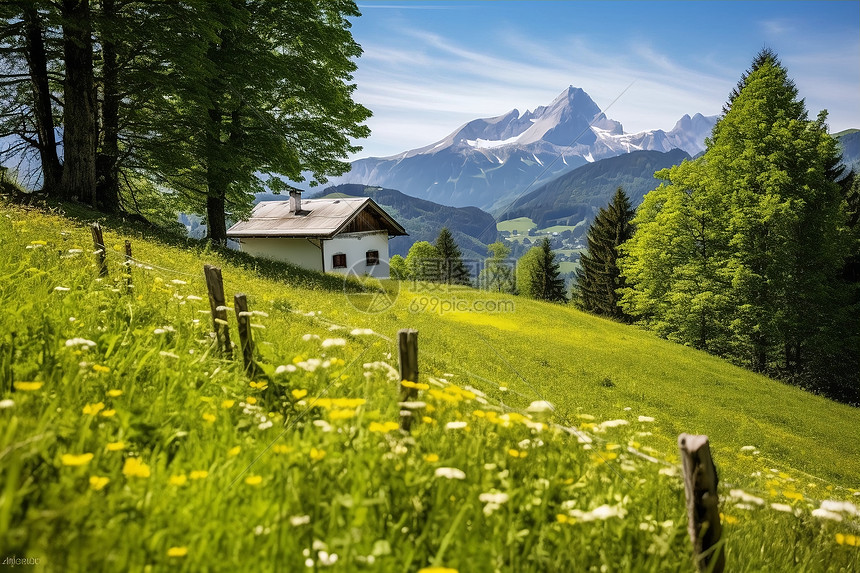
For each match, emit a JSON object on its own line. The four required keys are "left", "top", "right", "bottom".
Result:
{"left": 226, "top": 197, "right": 407, "bottom": 239}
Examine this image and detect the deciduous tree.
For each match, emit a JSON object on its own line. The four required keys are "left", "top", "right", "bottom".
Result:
{"left": 619, "top": 49, "right": 856, "bottom": 400}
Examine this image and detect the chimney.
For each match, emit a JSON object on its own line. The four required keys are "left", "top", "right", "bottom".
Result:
{"left": 289, "top": 189, "right": 302, "bottom": 213}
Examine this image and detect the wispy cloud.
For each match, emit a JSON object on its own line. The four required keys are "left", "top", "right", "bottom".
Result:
{"left": 760, "top": 18, "right": 794, "bottom": 36}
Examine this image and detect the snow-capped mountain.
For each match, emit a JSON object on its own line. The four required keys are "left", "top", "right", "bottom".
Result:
{"left": 335, "top": 86, "right": 717, "bottom": 211}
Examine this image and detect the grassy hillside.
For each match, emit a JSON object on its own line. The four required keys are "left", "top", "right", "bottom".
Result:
{"left": 1, "top": 201, "right": 858, "bottom": 571}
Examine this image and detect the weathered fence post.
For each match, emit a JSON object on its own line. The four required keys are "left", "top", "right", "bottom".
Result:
{"left": 90, "top": 223, "right": 108, "bottom": 277}
{"left": 234, "top": 293, "right": 258, "bottom": 376}
{"left": 204, "top": 264, "right": 233, "bottom": 358}
{"left": 398, "top": 329, "right": 418, "bottom": 431}
{"left": 124, "top": 240, "right": 133, "bottom": 291}
{"left": 678, "top": 433, "right": 725, "bottom": 573}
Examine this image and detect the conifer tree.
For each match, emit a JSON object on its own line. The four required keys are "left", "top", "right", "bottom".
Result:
{"left": 575, "top": 187, "right": 634, "bottom": 320}
{"left": 435, "top": 227, "right": 471, "bottom": 285}
{"left": 518, "top": 237, "right": 566, "bottom": 302}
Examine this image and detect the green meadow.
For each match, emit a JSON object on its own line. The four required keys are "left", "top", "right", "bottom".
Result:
{"left": 1, "top": 202, "right": 858, "bottom": 571}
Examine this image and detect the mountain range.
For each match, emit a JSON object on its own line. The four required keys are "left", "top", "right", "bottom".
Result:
{"left": 503, "top": 148, "right": 691, "bottom": 228}
{"left": 332, "top": 86, "right": 718, "bottom": 212}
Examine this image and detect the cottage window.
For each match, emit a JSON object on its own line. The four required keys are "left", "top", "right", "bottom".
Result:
{"left": 366, "top": 250, "right": 379, "bottom": 266}
{"left": 332, "top": 253, "right": 347, "bottom": 269}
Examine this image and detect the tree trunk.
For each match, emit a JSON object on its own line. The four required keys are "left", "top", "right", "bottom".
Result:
{"left": 60, "top": 0, "right": 97, "bottom": 205}
{"left": 206, "top": 191, "right": 227, "bottom": 245}
{"left": 96, "top": 0, "right": 120, "bottom": 213}
{"left": 22, "top": 5, "right": 62, "bottom": 193}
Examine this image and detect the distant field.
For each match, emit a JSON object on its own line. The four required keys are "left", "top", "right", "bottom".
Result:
{"left": 557, "top": 249, "right": 584, "bottom": 257}
{"left": 558, "top": 261, "right": 580, "bottom": 274}
{"left": 496, "top": 216, "right": 535, "bottom": 234}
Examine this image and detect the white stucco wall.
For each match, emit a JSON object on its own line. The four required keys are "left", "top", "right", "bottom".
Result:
{"left": 237, "top": 232, "right": 392, "bottom": 278}
{"left": 238, "top": 237, "right": 323, "bottom": 271}
{"left": 323, "top": 232, "right": 390, "bottom": 278}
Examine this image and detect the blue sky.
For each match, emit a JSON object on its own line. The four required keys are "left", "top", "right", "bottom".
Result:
{"left": 346, "top": 1, "right": 860, "bottom": 159}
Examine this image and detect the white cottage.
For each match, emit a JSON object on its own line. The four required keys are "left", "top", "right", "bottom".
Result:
{"left": 226, "top": 190, "right": 407, "bottom": 278}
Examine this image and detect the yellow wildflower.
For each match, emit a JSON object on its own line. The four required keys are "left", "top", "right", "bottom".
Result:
{"left": 83, "top": 402, "right": 105, "bottom": 415}
{"left": 167, "top": 547, "right": 188, "bottom": 558}
{"left": 245, "top": 475, "right": 263, "bottom": 486}
{"left": 314, "top": 397, "right": 366, "bottom": 409}
{"left": 221, "top": 399, "right": 235, "bottom": 409}
{"left": 107, "top": 389, "right": 123, "bottom": 397}
{"left": 61, "top": 453, "right": 93, "bottom": 466}
{"left": 836, "top": 533, "right": 860, "bottom": 547}
{"left": 291, "top": 389, "right": 308, "bottom": 400}
{"left": 89, "top": 476, "right": 110, "bottom": 491}
{"left": 122, "top": 457, "right": 151, "bottom": 478}
{"left": 427, "top": 389, "right": 461, "bottom": 404}
{"left": 249, "top": 380, "right": 268, "bottom": 390}
{"left": 106, "top": 441, "right": 125, "bottom": 451}
{"left": 310, "top": 447, "right": 326, "bottom": 461}
{"left": 92, "top": 364, "right": 110, "bottom": 374}
{"left": 202, "top": 413, "right": 216, "bottom": 423}
{"left": 783, "top": 490, "right": 804, "bottom": 502}
{"left": 472, "top": 410, "right": 486, "bottom": 418}
{"left": 369, "top": 421, "right": 400, "bottom": 433}
{"left": 246, "top": 397, "right": 257, "bottom": 405}
{"left": 508, "top": 449, "right": 528, "bottom": 459}
{"left": 272, "top": 445, "right": 292, "bottom": 454}
{"left": 422, "top": 416, "right": 435, "bottom": 424}
{"left": 606, "top": 443, "right": 621, "bottom": 451}
{"left": 720, "top": 513, "right": 739, "bottom": 525}
{"left": 556, "top": 514, "right": 571, "bottom": 524}
{"left": 328, "top": 408, "right": 356, "bottom": 420}
{"left": 228, "top": 446, "right": 241, "bottom": 456}
{"left": 424, "top": 454, "right": 439, "bottom": 463}
{"left": 401, "top": 380, "right": 430, "bottom": 390}
{"left": 169, "top": 475, "right": 188, "bottom": 486}
{"left": 100, "top": 409, "right": 116, "bottom": 417}
{"left": 13, "top": 381, "right": 43, "bottom": 391}
{"left": 189, "top": 470, "right": 208, "bottom": 480}
{"left": 417, "top": 568, "right": 458, "bottom": 573}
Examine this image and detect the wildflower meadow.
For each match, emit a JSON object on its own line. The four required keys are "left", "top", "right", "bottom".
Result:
{"left": 1, "top": 203, "right": 858, "bottom": 571}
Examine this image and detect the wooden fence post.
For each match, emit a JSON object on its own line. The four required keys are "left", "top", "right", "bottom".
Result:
{"left": 124, "top": 240, "right": 133, "bottom": 291}
{"left": 204, "top": 264, "right": 233, "bottom": 358}
{"left": 678, "top": 433, "right": 725, "bottom": 573}
{"left": 234, "top": 293, "right": 258, "bottom": 376}
{"left": 90, "top": 223, "right": 108, "bottom": 277}
{"left": 398, "top": 329, "right": 418, "bottom": 432}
